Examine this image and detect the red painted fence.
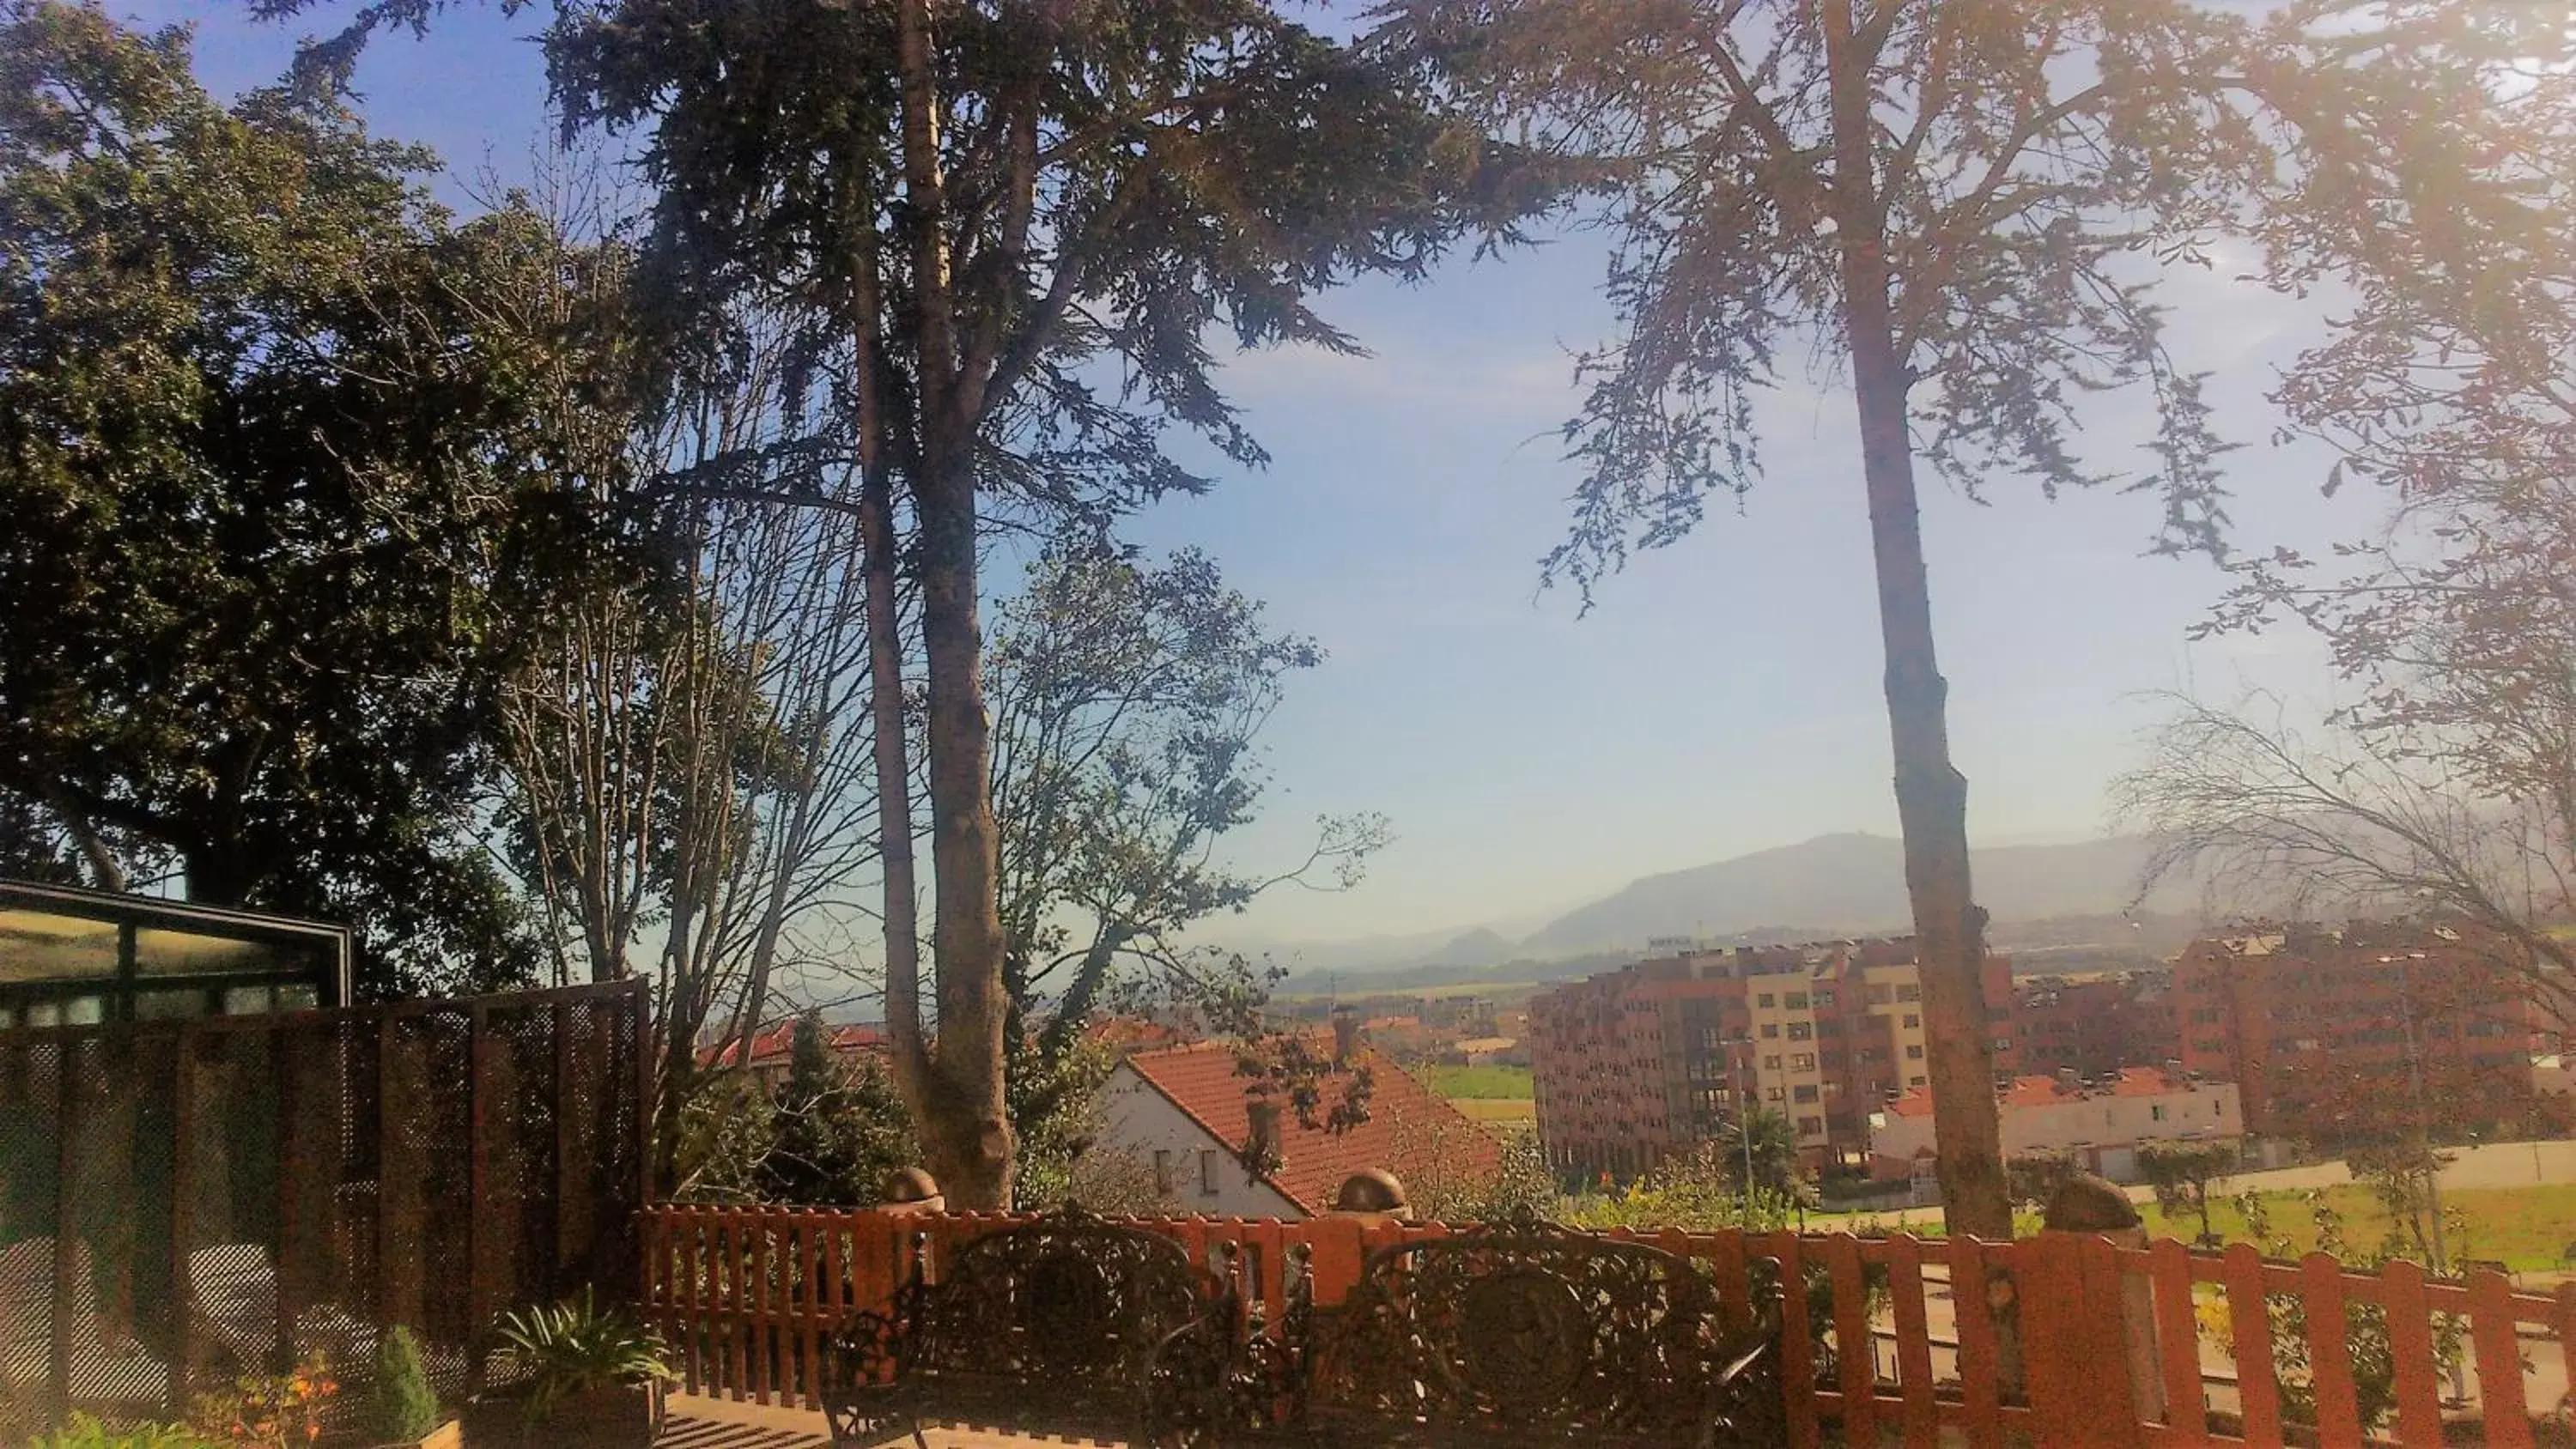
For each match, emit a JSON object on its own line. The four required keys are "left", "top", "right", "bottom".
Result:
{"left": 637, "top": 1204, "right": 2576, "bottom": 1447}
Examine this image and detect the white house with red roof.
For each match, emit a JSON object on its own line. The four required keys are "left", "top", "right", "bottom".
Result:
{"left": 1097, "top": 1039, "right": 1503, "bottom": 1219}
{"left": 1868, "top": 1066, "right": 2241, "bottom": 1185}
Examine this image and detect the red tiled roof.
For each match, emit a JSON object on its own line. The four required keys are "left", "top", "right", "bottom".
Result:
{"left": 1886, "top": 1068, "right": 2204, "bottom": 1118}
{"left": 697, "top": 1022, "right": 886, "bottom": 1070}
{"left": 1118, "top": 1041, "right": 1503, "bottom": 1216}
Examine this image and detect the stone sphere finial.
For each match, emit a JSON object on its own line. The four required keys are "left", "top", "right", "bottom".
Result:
{"left": 2043, "top": 1171, "right": 2141, "bottom": 1233}
{"left": 882, "top": 1167, "right": 943, "bottom": 1206}
{"left": 1334, "top": 1168, "right": 1409, "bottom": 1216}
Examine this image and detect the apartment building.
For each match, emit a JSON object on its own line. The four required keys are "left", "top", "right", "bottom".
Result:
{"left": 2173, "top": 922, "right": 2551, "bottom": 1142}
{"left": 2012, "top": 971, "right": 2178, "bottom": 1081}
{"left": 1529, "top": 938, "right": 2018, "bottom": 1178}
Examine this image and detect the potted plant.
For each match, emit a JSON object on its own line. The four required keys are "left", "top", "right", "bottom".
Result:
{"left": 366, "top": 1326, "right": 459, "bottom": 1449}
{"left": 464, "top": 1290, "right": 671, "bottom": 1449}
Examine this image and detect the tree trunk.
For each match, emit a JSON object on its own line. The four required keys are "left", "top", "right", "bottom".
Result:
{"left": 911, "top": 446, "right": 1016, "bottom": 1209}
{"left": 1825, "top": 0, "right": 2009, "bottom": 1241}
{"left": 886, "top": 0, "right": 1014, "bottom": 1209}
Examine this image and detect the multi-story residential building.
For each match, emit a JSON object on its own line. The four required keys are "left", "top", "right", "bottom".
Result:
{"left": 1868, "top": 1066, "right": 2241, "bottom": 1185}
{"left": 2173, "top": 922, "right": 2550, "bottom": 1143}
{"left": 1529, "top": 938, "right": 2018, "bottom": 1178}
{"left": 2013, "top": 971, "right": 2178, "bottom": 1082}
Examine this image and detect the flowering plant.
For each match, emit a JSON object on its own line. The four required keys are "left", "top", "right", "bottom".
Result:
{"left": 186, "top": 1351, "right": 337, "bottom": 1449}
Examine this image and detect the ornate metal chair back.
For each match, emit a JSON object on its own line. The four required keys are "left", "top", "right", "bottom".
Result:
{"left": 1304, "top": 1215, "right": 1763, "bottom": 1446}
{"left": 903, "top": 1209, "right": 1219, "bottom": 1383}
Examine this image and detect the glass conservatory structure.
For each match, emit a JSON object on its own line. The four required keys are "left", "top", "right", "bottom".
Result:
{"left": 0, "top": 878, "right": 350, "bottom": 1029}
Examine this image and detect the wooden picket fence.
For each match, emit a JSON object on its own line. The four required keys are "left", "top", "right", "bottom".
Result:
{"left": 637, "top": 1203, "right": 2576, "bottom": 1447}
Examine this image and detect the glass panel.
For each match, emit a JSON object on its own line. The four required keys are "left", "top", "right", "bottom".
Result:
{"left": 274, "top": 984, "right": 318, "bottom": 1012}
{"left": 0, "top": 908, "right": 121, "bottom": 982}
{"left": 24, "top": 1001, "right": 60, "bottom": 1028}
{"left": 221, "top": 985, "right": 276, "bottom": 1016}
{"left": 134, "top": 987, "right": 210, "bottom": 1021}
{"left": 135, "top": 928, "right": 283, "bottom": 976}
{"left": 62, "top": 996, "right": 103, "bottom": 1026}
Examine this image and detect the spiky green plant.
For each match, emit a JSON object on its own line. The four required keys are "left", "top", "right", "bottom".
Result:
{"left": 491, "top": 1289, "right": 671, "bottom": 1422}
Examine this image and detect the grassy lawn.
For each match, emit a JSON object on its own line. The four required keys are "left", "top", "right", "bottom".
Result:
{"left": 1421, "top": 1064, "right": 1534, "bottom": 1100}
{"left": 1455, "top": 1097, "right": 1537, "bottom": 1124}
{"left": 2138, "top": 1182, "right": 2576, "bottom": 1273}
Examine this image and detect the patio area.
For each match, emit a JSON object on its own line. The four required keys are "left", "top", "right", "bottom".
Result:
{"left": 660, "top": 1394, "right": 1109, "bottom": 1448}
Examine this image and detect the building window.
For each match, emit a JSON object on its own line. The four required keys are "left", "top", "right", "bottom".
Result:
{"left": 1908, "top": 1075, "right": 1927, "bottom": 1088}
{"left": 1762, "top": 1023, "right": 1781, "bottom": 1039}
{"left": 1868, "top": 985, "right": 1893, "bottom": 1005}
{"left": 1764, "top": 1055, "right": 1783, "bottom": 1070}
{"left": 1791, "top": 1052, "right": 1817, "bottom": 1072}
{"left": 1757, "top": 993, "right": 1775, "bottom": 1008}
{"left": 1787, "top": 1022, "right": 1813, "bottom": 1041}
{"left": 1767, "top": 1086, "right": 1786, "bottom": 1102}
{"left": 1905, "top": 1044, "right": 1923, "bottom": 1060}
{"left": 2150, "top": 1104, "right": 2168, "bottom": 1122}
{"left": 1814, "top": 989, "right": 1836, "bottom": 1009}
{"left": 1797, "top": 1116, "right": 1825, "bottom": 1136}
{"left": 1200, "top": 1149, "right": 1220, "bottom": 1195}
{"left": 1793, "top": 1084, "right": 1820, "bottom": 1104}
{"left": 1897, "top": 984, "right": 1921, "bottom": 1003}
{"left": 1992, "top": 1038, "right": 2013, "bottom": 1053}
{"left": 1903, "top": 1014, "right": 1920, "bottom": 1029}
{"left": 1785, "top": 993, "right": 1809, "bottom": 1010}
{"left": 1154, "top": 1149, "right": 1175, "bottom": 1195}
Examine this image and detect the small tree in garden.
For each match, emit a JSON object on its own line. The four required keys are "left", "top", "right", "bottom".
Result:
{"left": 2137, "top": 1140, "right": 2237, "bottom": 1246}
{"left": 367, "top": 1326, "right": 441, "bottom": 1444}
{"left": 2005, "top": 1152, "right": 2080, "bottom": 1214}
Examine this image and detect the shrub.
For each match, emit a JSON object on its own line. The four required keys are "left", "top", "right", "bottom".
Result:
{"left": 187, "top": 1351, "right": 337, "bottom": 1449}
{"left": 492, "top": 1289, "right": 672, "bottom": 1420}
{"left": 30, "top": 1415, "right": 220, "bottom": 1449}
{"left": 368, "top": 1325, "right": 441, "bottom": 1443}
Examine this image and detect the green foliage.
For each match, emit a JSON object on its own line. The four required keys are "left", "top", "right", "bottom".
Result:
{"left": 989, "top": 541, "right": 1385, "bottom": 1157}
{"left": 1473, "top": 1126, "right": 1559, "bottom": 1222}
{"left": 1558, "top": 1146, "right": 1801, "bottom": 1234}
{"left": 2005, "top": 1152, "right": 2081, "bottom": 1213}
{"left": 2138, "top": 1140, "right": 2238, "bottom": 1246}
{"left": 2227, "top": 1190, "right": 2467, "bottom": 1433}
{"left": 0, "top": 1, "right": 651, "bottom": 993}
{"left": 29, "top": 1416, "right": 220, "bottom": 1449}
{"left": 1419, "top": 1064, "right": 1534, "bottom": 1100}
{"left": 1715, "top": 1108, "right": 1800, "bottom": 1197}
{"left": 754, "top": 1014, "right": 919, "bottom": 1207}
{"left": 368, "top": 1325, "right": 441, "bottom": 1444}
{"left": 491, "top": 1289, "right": 672, "bottom": 1422}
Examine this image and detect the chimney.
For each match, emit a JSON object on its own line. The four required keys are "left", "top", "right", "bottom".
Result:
{"left": 1245, "top": 1095, "right": 1282, "bottom": 1167}
{"left": 1330, "top": 1004, "right": 1362, "bottom": 1066}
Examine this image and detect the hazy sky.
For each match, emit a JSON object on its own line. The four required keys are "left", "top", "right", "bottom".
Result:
{"left": 135, "top": 1, "right": 2372, "bottom": 949}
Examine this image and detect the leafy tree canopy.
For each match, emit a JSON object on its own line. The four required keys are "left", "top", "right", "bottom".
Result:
{"left": 0, "top": 1, "right": 656, "bottom": 993}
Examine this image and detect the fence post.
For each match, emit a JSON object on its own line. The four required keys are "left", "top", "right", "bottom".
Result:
{"left": 2029, "top": 1175, "right": 2149, "bottom": 1446}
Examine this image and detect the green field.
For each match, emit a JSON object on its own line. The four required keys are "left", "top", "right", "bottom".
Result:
{"left": 1454, "top": 1097, "right": 1538, "bottom": 1124}
{"left": 1422, "top": 1064, "right": 1534, "bottom": 1100}
{"left": 2136, "top": 1182, "right": 2576, "bottom": 1273}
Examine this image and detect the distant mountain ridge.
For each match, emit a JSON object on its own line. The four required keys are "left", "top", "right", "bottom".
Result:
{"left": 1262, "top": 832, "right": 2208, "bottom": 985}
{"left": 1522, "top": 832, "right": 2187, "bottom": 956}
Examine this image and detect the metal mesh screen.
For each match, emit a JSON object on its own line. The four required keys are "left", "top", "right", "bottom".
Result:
{"left": 0, "top": 979, "right": 648, "bottom": 1432}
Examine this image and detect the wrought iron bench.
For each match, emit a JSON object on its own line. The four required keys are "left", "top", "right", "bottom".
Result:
{"left": 1163, "top": 1213, "right": 1784, "bottom": 1449}
{"left": 821, "top": 1207, "right": 1236, "bottom": 1449}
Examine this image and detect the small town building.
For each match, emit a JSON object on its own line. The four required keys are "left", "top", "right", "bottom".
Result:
{"left": 1096, "top": 1036, "right": 1501, "bottom": 1219}
{"left": 1868, "top": 1067, "right": 2242, "bottom": 1185}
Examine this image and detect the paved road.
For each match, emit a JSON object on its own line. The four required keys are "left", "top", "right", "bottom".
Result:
{"left": 1842, "top": 1137, "right": 2576, "bottom": 1230}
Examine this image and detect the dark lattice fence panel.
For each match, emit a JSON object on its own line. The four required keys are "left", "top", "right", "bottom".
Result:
{"left": 0, "top": 979, "right": 649, "bottom": 1433}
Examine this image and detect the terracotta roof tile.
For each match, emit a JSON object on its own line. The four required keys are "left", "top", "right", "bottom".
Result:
{"left": 1120, "top": 1041, "right": 1503, "bottom": 1216}
{"left": 697, "top": 1022, "right": 885, "bottom": 1070}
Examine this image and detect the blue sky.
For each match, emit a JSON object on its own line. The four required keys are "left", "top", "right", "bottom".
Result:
{"left": 134, "top": 1, "right": 2370, "bottom": 949}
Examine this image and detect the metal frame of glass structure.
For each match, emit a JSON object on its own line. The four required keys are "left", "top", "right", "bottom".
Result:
{"left": 0, "top": 877, "right": 352, "bottom": 1028}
